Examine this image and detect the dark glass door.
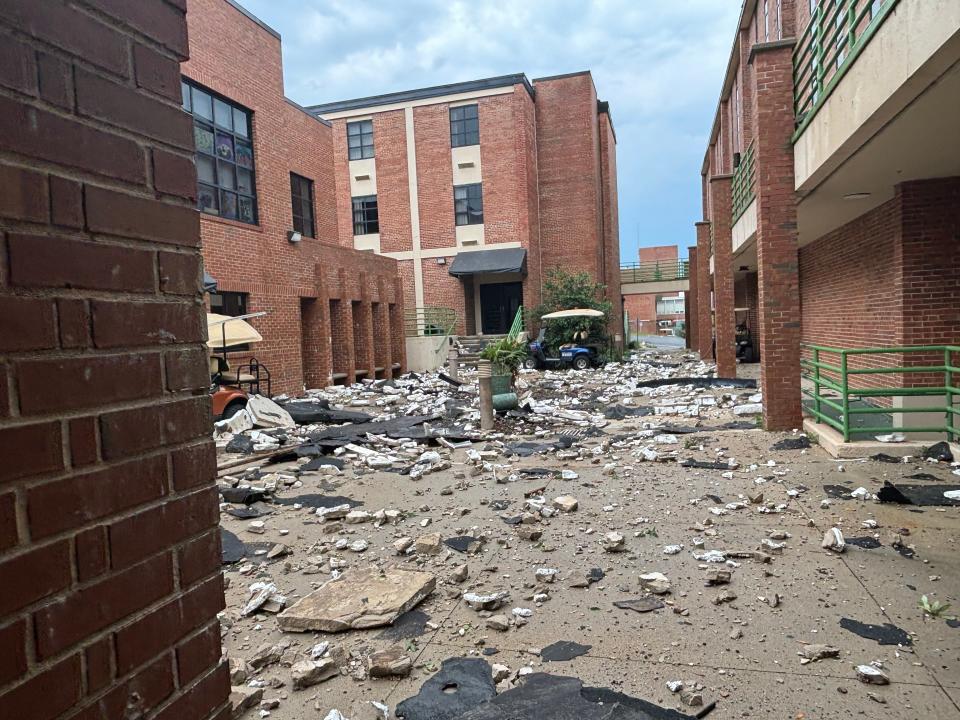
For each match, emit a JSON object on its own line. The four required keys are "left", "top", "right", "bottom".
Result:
{"left": 480, "top": 282, "right": 523, "bottom": 335}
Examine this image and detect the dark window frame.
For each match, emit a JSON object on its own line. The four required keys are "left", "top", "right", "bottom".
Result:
{"left": 450, "top": 104, "right": 479, "bottom": 147}
{"left": 181, "top": 78, "right": 258, "bottom": 225}
{"left": 290, "top": 172, "right": 316, "bottom": 238}
{"left": 352, "top": 195, "right": 379, "bottom": 235}
{"left": 454, "top": 183, "right": 483, "bottom": 226}
{"left": 347, "top": 119, "right": 374, "bottom": 160}
{"left": 209, "top": 290, "right": 250, "bottom": 350}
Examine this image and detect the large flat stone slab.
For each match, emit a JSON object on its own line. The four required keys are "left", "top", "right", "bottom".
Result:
{"left": 277, "top": 567, "right": 436, "bottom": 633}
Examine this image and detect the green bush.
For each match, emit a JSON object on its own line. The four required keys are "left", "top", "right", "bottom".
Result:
{"left": 480, "top": 336, "right": 528, "bottom": 376}
{"left": 529, "top": 269, "right": 612, "bottom": 350}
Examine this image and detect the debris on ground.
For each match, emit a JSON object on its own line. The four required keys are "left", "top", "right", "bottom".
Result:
{"left": 212, "top": 346, "right": 955, "bottom": 718}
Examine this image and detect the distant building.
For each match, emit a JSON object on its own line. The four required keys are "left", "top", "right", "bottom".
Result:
{"left": 310, "top": 71, "right": 621, "bottom": 339}
{"left": 622, "top": 245, "right": 686, "bottom": 339}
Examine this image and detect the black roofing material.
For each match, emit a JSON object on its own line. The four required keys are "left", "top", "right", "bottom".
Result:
{"left": 633, "top": 377, "right": 756, "bottom": 389}
{"left": 395, "top": 657, "right": 496, "bottom": 720}
{"left": 447, "top": 248, "right": 527, "bottom": 277}
{"left": 877, "top": 481, "right": 960, "bottom": 506}
{"left": 840, "top": 618, "right": 913, "bottom": 646}
{"left": 541, "top": 641, "right": 591, "bottom": 662}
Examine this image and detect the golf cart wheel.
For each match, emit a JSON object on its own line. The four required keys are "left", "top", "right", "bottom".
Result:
{"left": 222, "top": 399, "right": 247, "bottom": 421}
{"left": 572, "top": 355, "right": 590, "bottom": 370}
{"left": 522, "top": 357, "right": 538, "bottom": 370}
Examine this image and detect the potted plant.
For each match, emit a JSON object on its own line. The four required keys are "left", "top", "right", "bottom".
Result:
{"left": 479, "top": 336, "right": 528, "bottom": 394}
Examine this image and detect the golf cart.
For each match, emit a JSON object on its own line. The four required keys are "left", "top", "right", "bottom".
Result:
{"left": 734, "top": 307, "right": 756, "bottom": 363}
{"left": 208, "top": 311, "right": 272, "bottom": 419}
{"left": 524, "top": 308, "right": 605, "bottom": 370}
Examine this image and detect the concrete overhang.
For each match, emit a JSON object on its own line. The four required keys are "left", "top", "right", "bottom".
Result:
{"left": 794, "top": 1, "right": 960, "bottom": 246}
{"left": 621, "top": 279, "right": 689, "bottom": 296}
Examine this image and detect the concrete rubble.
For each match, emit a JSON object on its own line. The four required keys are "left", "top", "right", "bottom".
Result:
{"left": 213, "top": 347, "right": 959, "bottom": 719}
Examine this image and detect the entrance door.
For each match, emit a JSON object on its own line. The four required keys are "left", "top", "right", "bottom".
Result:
{"left": 479, "top": 282, "right": 523, "bottom": 335}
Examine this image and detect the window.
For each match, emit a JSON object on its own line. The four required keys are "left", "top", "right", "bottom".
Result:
{"left": 454, "top": 183, "right": 483, "bottom": 226}
{"left": 290, "top": 173, "right": 315, "bottom": 238}
{"left": 210, "top": 290, "right": 247, "bottom": 317}
{"left": 181, "top": 79, "right": 257, "bottom": 224}
{"left": 209, "top": 291, "right": 249, "bottom": 349}
{"left": 347, "top": 120, "right": 374, "bottom": 160}
{"left": 352, "top": 195, "right": 379, "bottom": 235}
{"left": 450, "top": 104, "right": 479, "bottom": 147}
{"left": 763, "top": 0, "right": 769, "bottom": 40}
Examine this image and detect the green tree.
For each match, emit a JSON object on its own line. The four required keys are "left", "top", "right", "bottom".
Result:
{"left": 530, "top": 269, "right": 612, "bottom": 350}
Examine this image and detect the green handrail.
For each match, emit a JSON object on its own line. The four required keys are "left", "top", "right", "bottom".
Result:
{"left": 620, "top": 260, "right": 689, "bottom": 284}
{"left": 801, "top": 343, "right": 960, "bottom": 442}
{"left": 793, "top": 0, "right": 899, "bottom": 138}
{"left": 404, "top": 306, "right": 457, "bottom": 338}
{"left": 508, "top": 305, "right": 525, "bottom": 342}
{"left": 731, "top": 140, "right": 755, "bottom": 222}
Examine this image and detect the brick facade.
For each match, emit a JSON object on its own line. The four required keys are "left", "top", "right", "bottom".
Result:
{"left": 314, "top": 70, "right": 619, "bottom": 340}
{"left": 183, "top": 0, "right": 406, "bottom": 395}
{"left": 0, "top": 1, "right": 228, "bottom": 718}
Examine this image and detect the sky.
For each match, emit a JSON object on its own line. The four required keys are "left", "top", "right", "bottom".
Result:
{"left": 239, "top": 0, "right": 741, "bottom": 263}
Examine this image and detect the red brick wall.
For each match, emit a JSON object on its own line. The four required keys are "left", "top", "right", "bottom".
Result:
{"left": 800, "top": 177, "right": 960, "bottom": 393}
{"left": 598, "top": 109, "right": 622, "bottom": 339}
{"left": 0, "top": 1, "right": 228, "bottom": 719}
{"left": 638, "top": 245, "right": 679, "bottom": 264}
{"left": 623, "top": 293, "right": 657, "bottom": 336}
{"left": 183, "top": 0, "right": 405, "bottom": 394}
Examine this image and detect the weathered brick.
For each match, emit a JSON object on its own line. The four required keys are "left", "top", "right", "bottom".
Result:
{"left": 91, "top": 300, "right": 205, "bottom": 348}
{"left": 0, "top": 492, "right": 17, "bottom": 551}
{"left": 16, "top": 353, "right": 163, "bottom": 414}
{"left": 49, "top": 176, "right": 84, "bottom": 229}
{"left": 0, "top": 541, "right": 71, "bottom": 616}
{"left": 75, "top": 68, "right": 192, "bottom": 149}
{"left": 152, "top": 660, "right": 230, "bottom": 720}
{"left": 99, "top": 396, "right": 209, "bottom": 460}
{"left": 8, "top": 234, "right": 156, "bottom": 292}
{"left": 0, "top": 95, "right": 144, "bottom": 183}
{"left": 87, "top": 0, "right": 189, "bottom": 57}
{"left": 159, "top": 250, "right": 201, "bottom": 295}
{"left": 134, "top": 44, "right": 182, "bottom": 101}
{"left": 0, "top": 163, "right": 49, "bottom": 223}
{"left": 75, "top": 525, "right": 109, "bottom": 582}
{"left": 109, "top": 487, "right": 218, "bottom": 570}
{"left": 0, "top": 618, "right": 28, "bottom": 686}
{"left": 0, "top": 296, "right": 58, "bottom": 352}
{"left": 177, "top": 622, "right": 222, "bottom": 685}
{"left": 171, "top": 441, "right": 217, "bottom": 492}
{"left": 164, "top": 346, "right": 209, "bottom": 392}
{"left": 68, "top": 416, "right": 99, "bottom": 467}
{"left": 176, "top": 528, "right": 221, "bottom": 588}
{"left": 76, "top": 654, "right": 175, "bottom": 720}
{"left": 84, "top": 635, "right": 114, "bottom": 694}
{"left": 34, "top": 553, "right": 174, "bottom": 659}
{"left": 115, "top": 574, "right": 223, "bottom": 673}
{"left": 57, "top": 298, "right": 91, "bottom": 349}
{"left": 0, "top": 34, "right": 36, "bottom": 95}
{"left": 153, "top": 148, "right": 198, "bottom": 201}
{"left": 27, "top": 455, "right": 167, "bottom": 538}
{"left": 0, "top": 0, "right": 129, "bottom": 75}
{"left": 37, "top": 52, "right": 72, "bottom": 110}
{"left": 0, "top": 654, "right": 81, "bottom": 720}
{"left": 85, "top": 185, "right": 200, "bottom": 246}
{"left": 0, "top": 421, "right": 62, "bottom": 484}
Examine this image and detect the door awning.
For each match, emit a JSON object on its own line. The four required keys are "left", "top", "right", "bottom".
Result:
{"left": 448, "top": 248, "right": 527, "bottom": 277}
{"left": 202, "top": 270, "right": 218, "bottom": 293}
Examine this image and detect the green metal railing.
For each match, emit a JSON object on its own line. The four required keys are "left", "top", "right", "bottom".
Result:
{"left": 507, "top": 305, "right": 525, "bottom": 342}
{"left": 404, "top": 306, "right": 457, "bottom": 338}
{"left": 731, "top": 140, "right": 755, "bottom": 222}
{"left": 793, "top": 0, "right": 899, "bottom": 137}
{"left": 801, "top": 344, "right": 960, "bottom": 442}
{"left": 620, "top": 259, "right": 689, "bottom": 284}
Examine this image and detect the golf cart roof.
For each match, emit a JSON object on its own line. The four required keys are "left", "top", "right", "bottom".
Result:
{"left": 207, "top": 312, "right": 264, "bottom": 349}
{"left": 540, "top": 308, "right": 605, "bottom": 320}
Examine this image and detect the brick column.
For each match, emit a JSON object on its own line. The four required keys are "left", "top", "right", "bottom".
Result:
{"left": 374, "top": 279, "right": 393, "bottom": 379}
{"left": 752, "top": 40, "right": 802, "bottom": 430}
{"left": 709, "top": 175, "right": 736, "bottom": 377}
{"left": 695, "top": 222, "right": 713, "bottom": 359}
{"left": 687, "top": 246, "right": 699, "bottom": 351}
{"left": 0, "top": 2, "right": 228, "bottom": 719}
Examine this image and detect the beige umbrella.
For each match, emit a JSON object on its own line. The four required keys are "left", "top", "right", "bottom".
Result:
{"left": 540, "top": 308, "right": 605, "bottom": 320}
{"left": 206, "top": 313, "right": 263, "bottom": 349}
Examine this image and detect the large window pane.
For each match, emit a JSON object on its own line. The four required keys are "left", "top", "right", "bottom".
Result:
{"left": 183, "top": 79, "right": 257, "bottom": 225}
{"left": 454, "top": 183, "right": 483, "bottom": 225}
{"left": 351, "top": 195, "right": 378, "bottom": 235}
{"left": 346, "top": 120, "right": 374, "bottom": 159}
{"left": 181, "top": 82, "right": 191, "bottom": 111}
{"left": 450, "top": 104, "right": 479, "bottom": 147}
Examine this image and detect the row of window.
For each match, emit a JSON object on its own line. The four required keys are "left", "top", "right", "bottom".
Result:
{"left": 351, "top": 183, "right": 484, "bottom": 235}
{"left": 347, "top": 103, "right": 480, "bottom": 161}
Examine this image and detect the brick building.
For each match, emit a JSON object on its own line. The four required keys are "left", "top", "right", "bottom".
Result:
{"left": 309, "top": 70, "right": 621, "bottom": 340}
{"left": 689, "top": 0, "right": 960, "bottom": 436}
{"left": 182, "top": 0, "right": 407, "bottom": 396}
{"left": 0, "top": 1, "right": 228, "bottom": 719}
{"left": 622, "top": 245, "right": 687, "bottom": 339}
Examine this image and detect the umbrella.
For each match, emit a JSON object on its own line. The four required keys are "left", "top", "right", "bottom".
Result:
{"left": 540, "top": 308, "right": 605, "bottom": 320}
{"left": 206, "top": 313, "right": 262, "bottom": 349}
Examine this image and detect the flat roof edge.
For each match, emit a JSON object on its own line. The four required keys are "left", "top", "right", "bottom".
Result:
{"left": 285, "top": 98, "right": 331, "bottom": 127}
{"left": 308, "top": 73, "right": 534, "bottom": 115}
{"left": 223, "top": 0, "right": 281, "bottom": 40}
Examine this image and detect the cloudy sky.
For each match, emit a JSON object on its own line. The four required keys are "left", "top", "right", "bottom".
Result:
{"left": 239, "top": 0, "right": 740, "bottom": 262}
